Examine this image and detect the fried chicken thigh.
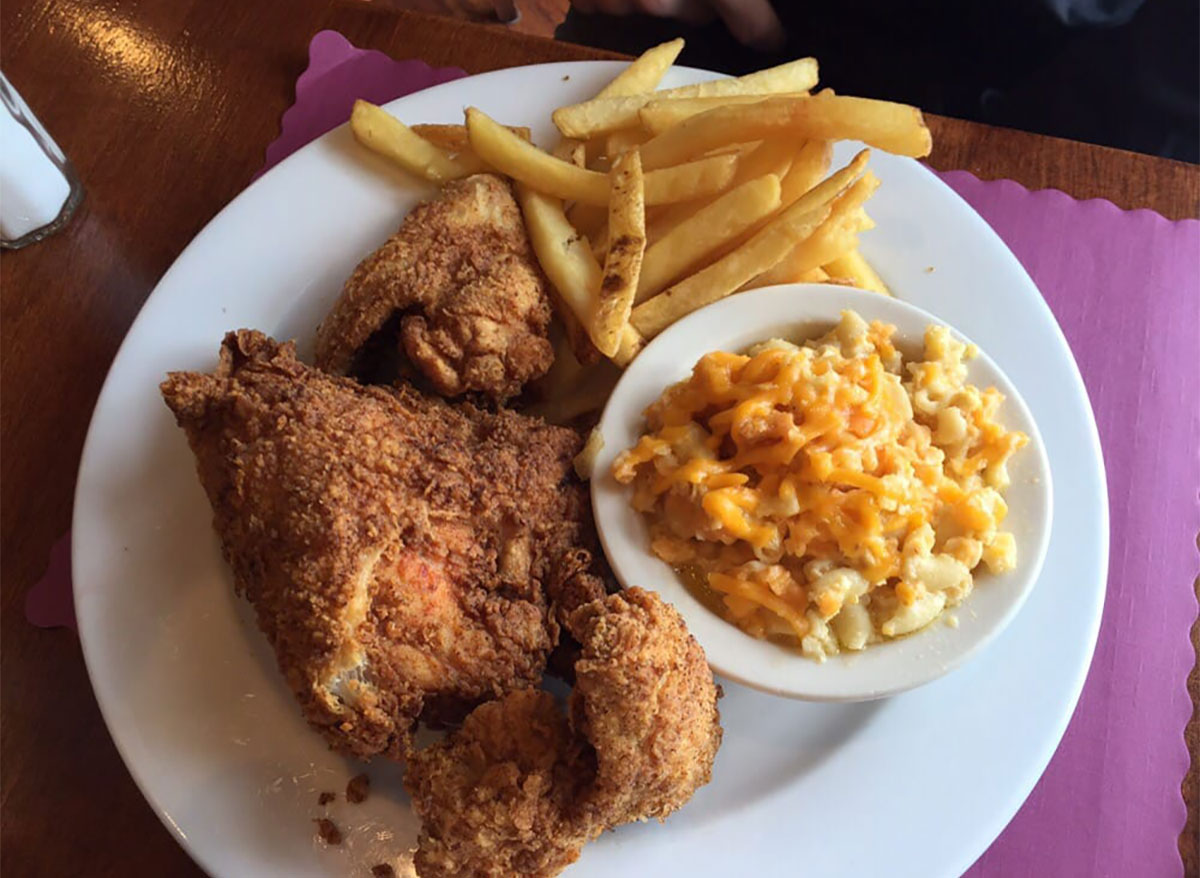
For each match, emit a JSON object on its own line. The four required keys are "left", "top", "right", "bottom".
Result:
{"left": 404, "top": 588, "right": 723, "bottom": 878}
{"left": 315, "top": 174, "right": 554, "bottom": 400}
{"left": 160, "top": 330, "right": 602, "bottom": 760}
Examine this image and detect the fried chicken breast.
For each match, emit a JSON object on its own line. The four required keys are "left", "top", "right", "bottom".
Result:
{"left": 160, "top": 330, "right": 602, "bottom": 760}
{"left": 404, "top": 588, "right": 723, "bottom": 878}
{"left": 315, "top": 174, "right": 554, "bottom": 400}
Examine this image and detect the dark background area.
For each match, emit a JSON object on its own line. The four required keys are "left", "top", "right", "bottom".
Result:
{"left": 558, "top": 0, "right": 1199, "bottom": 162}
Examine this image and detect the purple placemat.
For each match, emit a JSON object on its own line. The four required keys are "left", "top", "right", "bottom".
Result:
{"left": 32, "top": 29, "right": 1198, "bottom": 878}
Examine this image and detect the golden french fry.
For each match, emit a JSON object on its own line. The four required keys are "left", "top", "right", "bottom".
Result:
{"left": 551, "top": 138, "right": 588, "bottom": 168}
{"left": 639, "top": 94, "right": 803, "bottom": 135}
{"left": 636, "top": 173, "right": 782, "bottom": 302}
{"left": 597, "top": 37, "right": 684, "bottom": 98}
{"left": 644, "top": 137, "right": 796, "bottom": 246}
{"left": 515, "top": 184, "right": 605, "bottom": 348}
{"left": 779, "top": 140, "right": 833, "bottom": 205}
{"left": 351, "top": 100, "right": 471, "bottom": 184}
{"left": 799, "top": 267, "right": 830, "bottom": 282}
{"left": 470, "top": 108, "right": 737, "bottom": 206}
{"left": 630, "top": 199, "right": 832, "bottom": 338}
{"left": 744, "top": 172, "right": 880, "bottom": 289}
{"left": 469, "top": 108, "right": 611, "bottom": 204}
{"left": 642, "top": 153, "right": 738, "bottom": 205}
{"left": 605, "top": 127, "right": 651, "bottom": 157}
{"left": 823, "top": 249, "right": 889, "bottom": 294}
{"left": 594, "top": 150, "right": 647, "bottom": 357}
{"left": 412, "top": 123, "right": 531, "bottom": 151}
{"left": 703, "top": 149, "right": 870, "bottom": 266}
{"left": 544, "top": 39, "right": 679, "bottom": 184}
{"left": 552, "top": 58, "right": 820, "bottom": 138}
{"left": 449, "top": 150, "right": 491, "bottom": 175}
{"left": 638, "top": 95, "right": 930, "bottom": 170}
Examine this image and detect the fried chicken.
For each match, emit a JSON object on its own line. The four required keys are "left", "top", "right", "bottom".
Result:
{"left": 566, "top": 588, "right": 723, "bottom": 828}
{"left": 404, "top": 690, "right": 593, "bottom": 878}
{"left": 160, "top": 330, "right": 603, "bottom": 760}
{"left": 315, "top": 174, "right": 554, "bottom": 400}
{"left": 404, "top": 588, "right": 723, "bottom": 878}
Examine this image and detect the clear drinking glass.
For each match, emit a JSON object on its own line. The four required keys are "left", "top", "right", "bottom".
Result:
{"left": 0, "top": 73, "right": 83, "bottom": 250}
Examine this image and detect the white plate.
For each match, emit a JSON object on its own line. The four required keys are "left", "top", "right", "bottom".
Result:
{"left": 73, "top": 62, "right": 1107, "bottom": 878}
{"left": 592, "top": 284, "right": 1053, "bottom": 701}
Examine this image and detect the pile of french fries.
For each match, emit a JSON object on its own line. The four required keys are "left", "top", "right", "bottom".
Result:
{"left": 348, "top": 38, "right": 931, "bottom": 420}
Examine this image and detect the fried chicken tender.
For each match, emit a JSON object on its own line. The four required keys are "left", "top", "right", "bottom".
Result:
{"left": 160, "top": 330, "right": 603, "bottom": 760}
{"left": 315, "top": 174, "right": 554, "bottom": 400}
{"left": 404, "top": 588, "right": 722, "bottom": 878}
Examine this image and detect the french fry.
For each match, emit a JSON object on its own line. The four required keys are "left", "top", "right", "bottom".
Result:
{"left": 700, "top": 149, "right": 869, "bottom": 268}
{"left": 823, "top": 249, "right": 890, "bottom": 294}
{"left": 638, "top": 95, "right": 930, "bottom": 170}
{"left": 639, "top": 94, "right": 803, "bottom": 135}
{"left": 642, "top": 153, "right": 738, "bottom": 204}
{"left": 412, "top": 123, "right": 531, "bottom": 151}
{"left": 469, "top": 108, "right": 737, "bottom": 206}
{"left": 544, "top": 39, "right": 681, "bottom": 192}
{"left": 596, "top": 37, "right": 684, "bottom": 98}
{"left": 613, "top": 324, "right": 645, "bottom": 367}
{"left": 636, "top": 173, "right": 782, "bottom": 302}
{"left": 605, "top": 127, "right": 651, "bottom": 157}
{"left": 630, "top": 200, "right": 832, "bottom": 339}
{"left": 531, "top": 323, "right": 587, "bottom": 403}
{"left": 351, "top": 101, "right": 471, "bottom": 184}
{"left": 744, "top": 172, "right": 880, "bottom": 289}
{"left": 629, "top": 153, "right": 868, "bottom": 335}
{"left": 568, "top": 202, "right": 608, "bottom": 238}
{"left": 643, "top": 137, "right": 796, "bottom": 246}
{"left": 552, "top": 58, "right": 820, "bottom": 139}
{"left": 515, "top": 183, "right": 605, "bottom": 349}
{"left": 778, "top": 140, "right": 833, "bottom": 205}
{"left": 525, "top": 361, "right": 622, "bottom": 425}
{"left": 552, "top": 138, "right": 588, "bottom": 167}
{"left": 470, "top": 108, "right": 611, "bottom": 204}
{"left": 594, "top": 150, "right": 647, "bottom": 357}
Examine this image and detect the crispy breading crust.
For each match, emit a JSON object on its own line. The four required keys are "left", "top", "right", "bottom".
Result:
{"left": 315, "top": 174, "right": 554, "bottom": 400}
{"left": 404, "top": 588, "right": 722, "bottom": 877}
{"left": 161, "top": 330, "right": 603, "bottom": 759}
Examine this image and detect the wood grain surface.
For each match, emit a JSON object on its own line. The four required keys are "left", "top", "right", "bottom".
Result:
{"left": 0, "top": 3, "right": 1196, "bottom": 876}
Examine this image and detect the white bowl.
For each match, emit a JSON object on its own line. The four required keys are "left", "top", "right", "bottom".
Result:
{"left": 591, "top": 284, "right": 1053, "bottom": 701}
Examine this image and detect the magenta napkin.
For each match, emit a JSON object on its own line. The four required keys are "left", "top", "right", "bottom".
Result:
{"left": 32, "top": 29, "right": 1198, "bottom": 878}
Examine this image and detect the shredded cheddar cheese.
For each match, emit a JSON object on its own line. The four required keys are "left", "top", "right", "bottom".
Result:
{"left": 612, "top": 310, "right": 1029, "bottom": 661}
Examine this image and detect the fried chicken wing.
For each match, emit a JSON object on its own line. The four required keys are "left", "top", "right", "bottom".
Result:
{"left": 160, "top": 330, "right": 602, "bottom": 759}
{"left": 315, "top": 174, "right": 554, "bottom": 400}
{"left": 567, "top": 588, "right": 723, "bottom": 827}
{"left": 404, "top": 588, "right": 722, "bottom": 878}
{"left": 405, "top": 690, "right": 593, "bottom": 878}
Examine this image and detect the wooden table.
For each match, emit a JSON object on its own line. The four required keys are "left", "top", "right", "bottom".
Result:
{"left": 1, "top": 3, "right": 1196, "bottom": 874}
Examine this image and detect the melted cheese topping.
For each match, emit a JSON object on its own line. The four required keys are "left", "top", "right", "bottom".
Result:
{"left": 612, "top": 310, "right": 1028, "bottom": 660}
